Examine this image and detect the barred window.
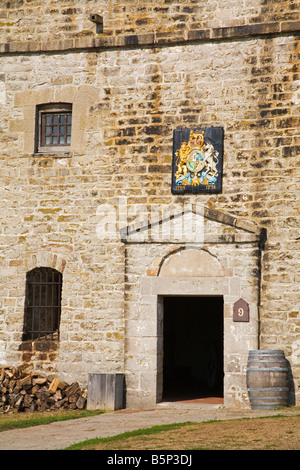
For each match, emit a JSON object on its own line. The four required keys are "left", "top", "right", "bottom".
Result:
{"left": 37, "top": 103, "right": 72, "bottom": 152}
{"left": 23, "top": 267, "right": 62, "bottom": 341}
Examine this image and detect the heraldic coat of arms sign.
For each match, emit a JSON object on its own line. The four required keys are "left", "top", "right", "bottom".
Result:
{"left": 171, "top": 127, "right": 223, "bottom": 194}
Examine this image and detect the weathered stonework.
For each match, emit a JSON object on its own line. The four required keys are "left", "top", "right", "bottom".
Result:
{"left": 0, "top": 1, "right": 299, "bottom": 408}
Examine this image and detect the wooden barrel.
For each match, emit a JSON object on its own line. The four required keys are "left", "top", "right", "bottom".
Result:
{"left": 246, "top": 350, "right": 289, "bottom": 410}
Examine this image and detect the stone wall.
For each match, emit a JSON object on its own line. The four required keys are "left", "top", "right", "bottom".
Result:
{"left": 0, "top": 0, "right": 299, "bottom": 405}
{"left": 1, "top": 0, "right": 299, "bottom": 43}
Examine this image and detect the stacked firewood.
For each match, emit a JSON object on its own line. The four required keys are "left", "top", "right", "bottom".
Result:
{"left": 0, "top": 365, "right": 87, "bottom": 413}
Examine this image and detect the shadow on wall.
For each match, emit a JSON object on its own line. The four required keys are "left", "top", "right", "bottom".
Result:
{"left": 287, "top": 359, "right": 296, "bottom": 406}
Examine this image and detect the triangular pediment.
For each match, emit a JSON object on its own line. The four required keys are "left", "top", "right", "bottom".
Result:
{"left": 120, "top": 205, "right": 266, "bottom": 245}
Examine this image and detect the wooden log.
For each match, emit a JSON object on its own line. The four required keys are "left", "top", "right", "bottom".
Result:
{"left": 48, "top": 377, "right": 60, "bottom": 394}
{"left": 65, "top": 382, "right": 81, "bottom": 397}
{"left": 0, "top": 366, "right": 87, "bottom": 413}
{"left": 32, "top": 377, "right": 47, "bottom": 386}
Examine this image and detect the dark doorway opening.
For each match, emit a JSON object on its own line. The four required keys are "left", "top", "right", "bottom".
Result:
{"left": 163, "top": 296, "right": 224, "bottom": 403}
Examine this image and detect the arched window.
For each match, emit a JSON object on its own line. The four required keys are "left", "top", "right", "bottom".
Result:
{"left": 23, "top": 267, "right": 62, "bottom": 341}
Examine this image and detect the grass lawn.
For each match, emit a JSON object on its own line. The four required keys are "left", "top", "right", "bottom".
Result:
{"left": 63, "top": 414, "right": 300, "bottom": 450}
{"left": 0, "top": 409, "right": 106, "bottom": 432}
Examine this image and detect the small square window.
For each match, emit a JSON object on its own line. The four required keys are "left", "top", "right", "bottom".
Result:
{"left": 37, "top": 103, "right": 72, "bottom": 152}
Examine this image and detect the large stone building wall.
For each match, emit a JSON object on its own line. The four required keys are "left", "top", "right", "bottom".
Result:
{"left": 0, "top": 0, "right": 299, "bottom": 407}
{"left": 2, "top": 0, "right": 299, "bottom": 42}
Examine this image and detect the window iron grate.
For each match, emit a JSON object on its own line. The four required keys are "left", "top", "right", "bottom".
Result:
{"left": 23, "top": 267, "right": 62, "bottom": 341}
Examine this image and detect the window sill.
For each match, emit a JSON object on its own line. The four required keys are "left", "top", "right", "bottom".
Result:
{"left": 33, "top": 149, "right": 73, "bottom": 158}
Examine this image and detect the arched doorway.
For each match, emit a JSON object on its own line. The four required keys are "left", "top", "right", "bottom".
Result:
{"left": 121, "top": 206, "right": 264, "bottom": 409}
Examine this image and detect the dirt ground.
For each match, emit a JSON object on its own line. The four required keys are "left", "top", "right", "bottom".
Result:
{"left": 81, "top": 416, "right": 300, "bottom": 450}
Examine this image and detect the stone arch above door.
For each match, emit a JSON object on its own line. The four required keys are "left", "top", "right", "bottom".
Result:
{"left": 158, "top": 247, "right": 224, "bottom": 277}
